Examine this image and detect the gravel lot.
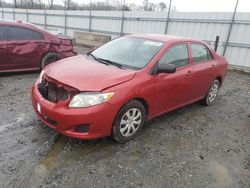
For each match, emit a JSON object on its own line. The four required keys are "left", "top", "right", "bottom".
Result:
{"left": 0, "top": 62, "right": 249, "bottom": 187}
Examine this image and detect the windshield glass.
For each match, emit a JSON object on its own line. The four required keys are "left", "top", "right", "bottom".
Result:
{"left": 91, "top": 37, "right": 164, "bottom": 69}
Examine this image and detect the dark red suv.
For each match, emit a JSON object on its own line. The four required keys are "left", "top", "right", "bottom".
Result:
{"left": 0, "top": 20, "right": 77, "bottom": 73}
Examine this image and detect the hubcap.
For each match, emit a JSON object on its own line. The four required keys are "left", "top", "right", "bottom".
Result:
{"left": 208, "top": 83, "right": 219, "bottom": 102}
{"left": 119, "top": 108, "right": 142, "bottom": 137}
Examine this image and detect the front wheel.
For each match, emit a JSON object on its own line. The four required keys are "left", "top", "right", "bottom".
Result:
{"left": 112, "top": 100, "right": 146, "bottom": 143}
{"left": 203, "top": 79, "right": 220, "bottom": 106}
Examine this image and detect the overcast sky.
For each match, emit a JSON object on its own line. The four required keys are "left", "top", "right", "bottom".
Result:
{"left": 4, "top": 0, "right": 250, "bottom": 12}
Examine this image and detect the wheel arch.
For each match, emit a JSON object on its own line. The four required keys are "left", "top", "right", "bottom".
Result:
{"left": 215, "top": 76, "right": 222, "bottom": 86}
{"left": 133, "top": 97, "right": 149, "bottom": 116}
{"left": 115, "top": 97, "right": 150, "bottom": 121}
{"left": 40, "top": 52, "right": 60, "bottom": 70}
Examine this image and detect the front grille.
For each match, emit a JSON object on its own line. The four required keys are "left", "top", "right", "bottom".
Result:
{"left": 38, "top": 78, "right": 69, "bottom": 103}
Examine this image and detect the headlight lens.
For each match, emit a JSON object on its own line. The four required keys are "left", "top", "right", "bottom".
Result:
{"left": 38, "top": 70, "right": 44, "bottom": 84}
{"left": 69, "top": 92, "right": 115, "bottom": 108}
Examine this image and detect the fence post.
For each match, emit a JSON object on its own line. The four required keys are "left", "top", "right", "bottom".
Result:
{"left": 223, "top": 0, "right": 239, "bottom": 56}
{"left": 13, "top": 8, "right": 15, "bottom": 20}
{"left": 44, "top": 10, "right": 47, "bottom": 28}
{"left": 214, "top": 36, "right": 220, "bottom": 52}
{"left": 26, "top": 9, "right": 29, "bottom": 22}
{"left": 120, "top": 0, "right": 125, "bottom": 36}
{"left": 89, "top": 0, "right": 92, "bottom": 33}
{"left": 164, "top": 0, "right": 172, "bottom": 34}
{"left": 64, "top": 9, "right": 67, "bottom": 35}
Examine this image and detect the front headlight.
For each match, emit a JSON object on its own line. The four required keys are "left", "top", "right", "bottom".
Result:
{"left": 69, "top": 92, "right": 115, "bottom": 108}
{"left": 38, "top": 70, "right": 44, "bottom": 84}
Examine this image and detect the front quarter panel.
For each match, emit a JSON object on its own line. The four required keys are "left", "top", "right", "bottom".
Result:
{"left": 104, "top": 71, "right": 155, "bottom": 120}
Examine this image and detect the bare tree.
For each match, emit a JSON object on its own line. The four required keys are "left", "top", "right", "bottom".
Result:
{"left": 13, "top": 0, "right": 17, "bottom": 8}
{"left": 31, "top": 0, "right": 34, "bottom": 8}
{"left": 159, "top": 2, "right": 166, "bottom": 11}
{"left": 47, "top": 0, "right": 54, "bottom": 9}
{"left": 38, "top": 0, "right": 42, "bottom": 9}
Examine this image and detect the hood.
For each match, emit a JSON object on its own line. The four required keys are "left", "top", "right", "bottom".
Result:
{"left": 45, "top": 55, "right": 136, "bottom": 91}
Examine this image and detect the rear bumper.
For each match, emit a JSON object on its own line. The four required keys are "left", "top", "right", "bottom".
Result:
{"left": 31, "top": 82, "right": 117, "bottom": 139}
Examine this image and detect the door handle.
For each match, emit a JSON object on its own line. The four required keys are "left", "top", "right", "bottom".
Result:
{"left": 186, "top": 70, "right": 192, "bottom": 77}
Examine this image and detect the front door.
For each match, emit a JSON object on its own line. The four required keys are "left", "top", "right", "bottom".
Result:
{"left": 0, "top": 25, "right": 8, "bottom": 71}
{"left": 153, "top": 43, "right": 193, "bottom": 116}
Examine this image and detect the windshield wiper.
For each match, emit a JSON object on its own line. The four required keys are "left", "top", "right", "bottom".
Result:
{"left": 87, "top": 53, "right": 109, "bottom": 65}
{"left": 97, "top": 58, "right": 125, "bottom": 69}
{"left": 87, "top": 53, "right": 125, "bottom": 69}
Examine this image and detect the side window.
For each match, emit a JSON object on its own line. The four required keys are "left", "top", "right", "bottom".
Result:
{"left": 8, "top": 26, "right": 43, "bottom": 40}
{"left": 158, "top": 44, "right": 189, "bottom": 67}
{"left": 191, "top": 44, "right": 212, "bottom": 63}
{"left": 0, "top": 26, "right": 6, "bottom": 41}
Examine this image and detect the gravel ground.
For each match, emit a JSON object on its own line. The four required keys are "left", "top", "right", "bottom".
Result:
{"left": 0, "top": 64, "right": 249, "bottom": 188}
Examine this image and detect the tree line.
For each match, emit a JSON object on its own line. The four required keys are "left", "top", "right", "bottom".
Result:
{"left": 0, "top": 0, "right": 131, "bottom": 10}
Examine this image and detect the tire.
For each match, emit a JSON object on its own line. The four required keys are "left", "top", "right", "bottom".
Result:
{"left": 40, "top": 52, "right": 60, "bottom": 70}
{"left": 112, "top": 100, "right": 146, "bottom": 143}
{"left": 203, "top": 79, "right": 220, "bottom": 106}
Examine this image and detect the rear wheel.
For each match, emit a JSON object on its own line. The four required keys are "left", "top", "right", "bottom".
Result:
{"left": 112, "top": 100, "right": 146, "bottom": 143}
{"left": 203, "top": 79, "right": 220, "bottom": 106}
{"left": 40, "top": 53, "right": 60, "bottom": 70}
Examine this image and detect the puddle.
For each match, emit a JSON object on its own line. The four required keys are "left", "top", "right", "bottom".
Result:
{"left": 63, "top": 139, "right": 115, "bottom": 166}
{"left": 197, "top": 111, "right": 215, "bottom": 125}
{"left": 210, "top": 161, "right": 231, "bottom": 188}
{"left": 30, "top": 136, "right": 116, "bottom": 187}
{"left": 30, "top": 136, "right": 68, "bottom": 186}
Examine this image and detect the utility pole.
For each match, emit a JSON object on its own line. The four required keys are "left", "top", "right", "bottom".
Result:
{"left": 164, "top": 0, "right": 172, "bottom": 34}
{"left": 120, "top": 0, "right": 125, "bottom": 36}
{"left": 89, "top": 0, "right": 92, "bottom": 32}
{"left": 223, "top": 0, "right": 239, "bottom": 56}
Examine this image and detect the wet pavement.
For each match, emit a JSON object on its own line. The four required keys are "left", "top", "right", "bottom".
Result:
{"left": 0, "top": 69, "right": 249, "bottom": 188}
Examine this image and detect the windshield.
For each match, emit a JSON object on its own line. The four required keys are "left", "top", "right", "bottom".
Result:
{"left": 90, "top": 37, "right": 164, "bottom": 69}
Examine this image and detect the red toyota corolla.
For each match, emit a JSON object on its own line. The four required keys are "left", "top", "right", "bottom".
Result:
{"left": 32, "top": 34, "right": 228, "bottom": 143}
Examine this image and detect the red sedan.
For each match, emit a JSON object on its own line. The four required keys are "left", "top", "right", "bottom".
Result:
{"left": 0, "top": 20, "right": 77, "bottom": 73}
{"left": 32, "top": 34, "right": 228, "bottom": 143}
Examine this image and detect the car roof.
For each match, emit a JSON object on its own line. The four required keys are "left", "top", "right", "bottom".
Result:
{"left": 0, "top": 19, "right": 41, "bottom": 30}
{"left": 127, "top": 34, "right": 204, "bottom": 44}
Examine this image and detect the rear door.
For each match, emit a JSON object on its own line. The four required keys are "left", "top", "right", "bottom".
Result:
{"left": 0, "top": 25, "right": 8, "bottom": 71}
{"left": 7, "top": 26, "right": 45, "bottom": 70}
{"left": 189, "top": 43, "right": 217, "bottom": 100}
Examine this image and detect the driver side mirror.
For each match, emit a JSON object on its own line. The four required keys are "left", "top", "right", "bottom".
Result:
{"left": 157, "top": 63, "right": 176, "bottom": 74}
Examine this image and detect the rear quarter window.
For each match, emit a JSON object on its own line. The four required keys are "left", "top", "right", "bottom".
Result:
{"left": 8, "top": 26, "right": 44, "bottom": 40}
{"left": 0, "top": 26, "right": 6, "bottom": 41}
